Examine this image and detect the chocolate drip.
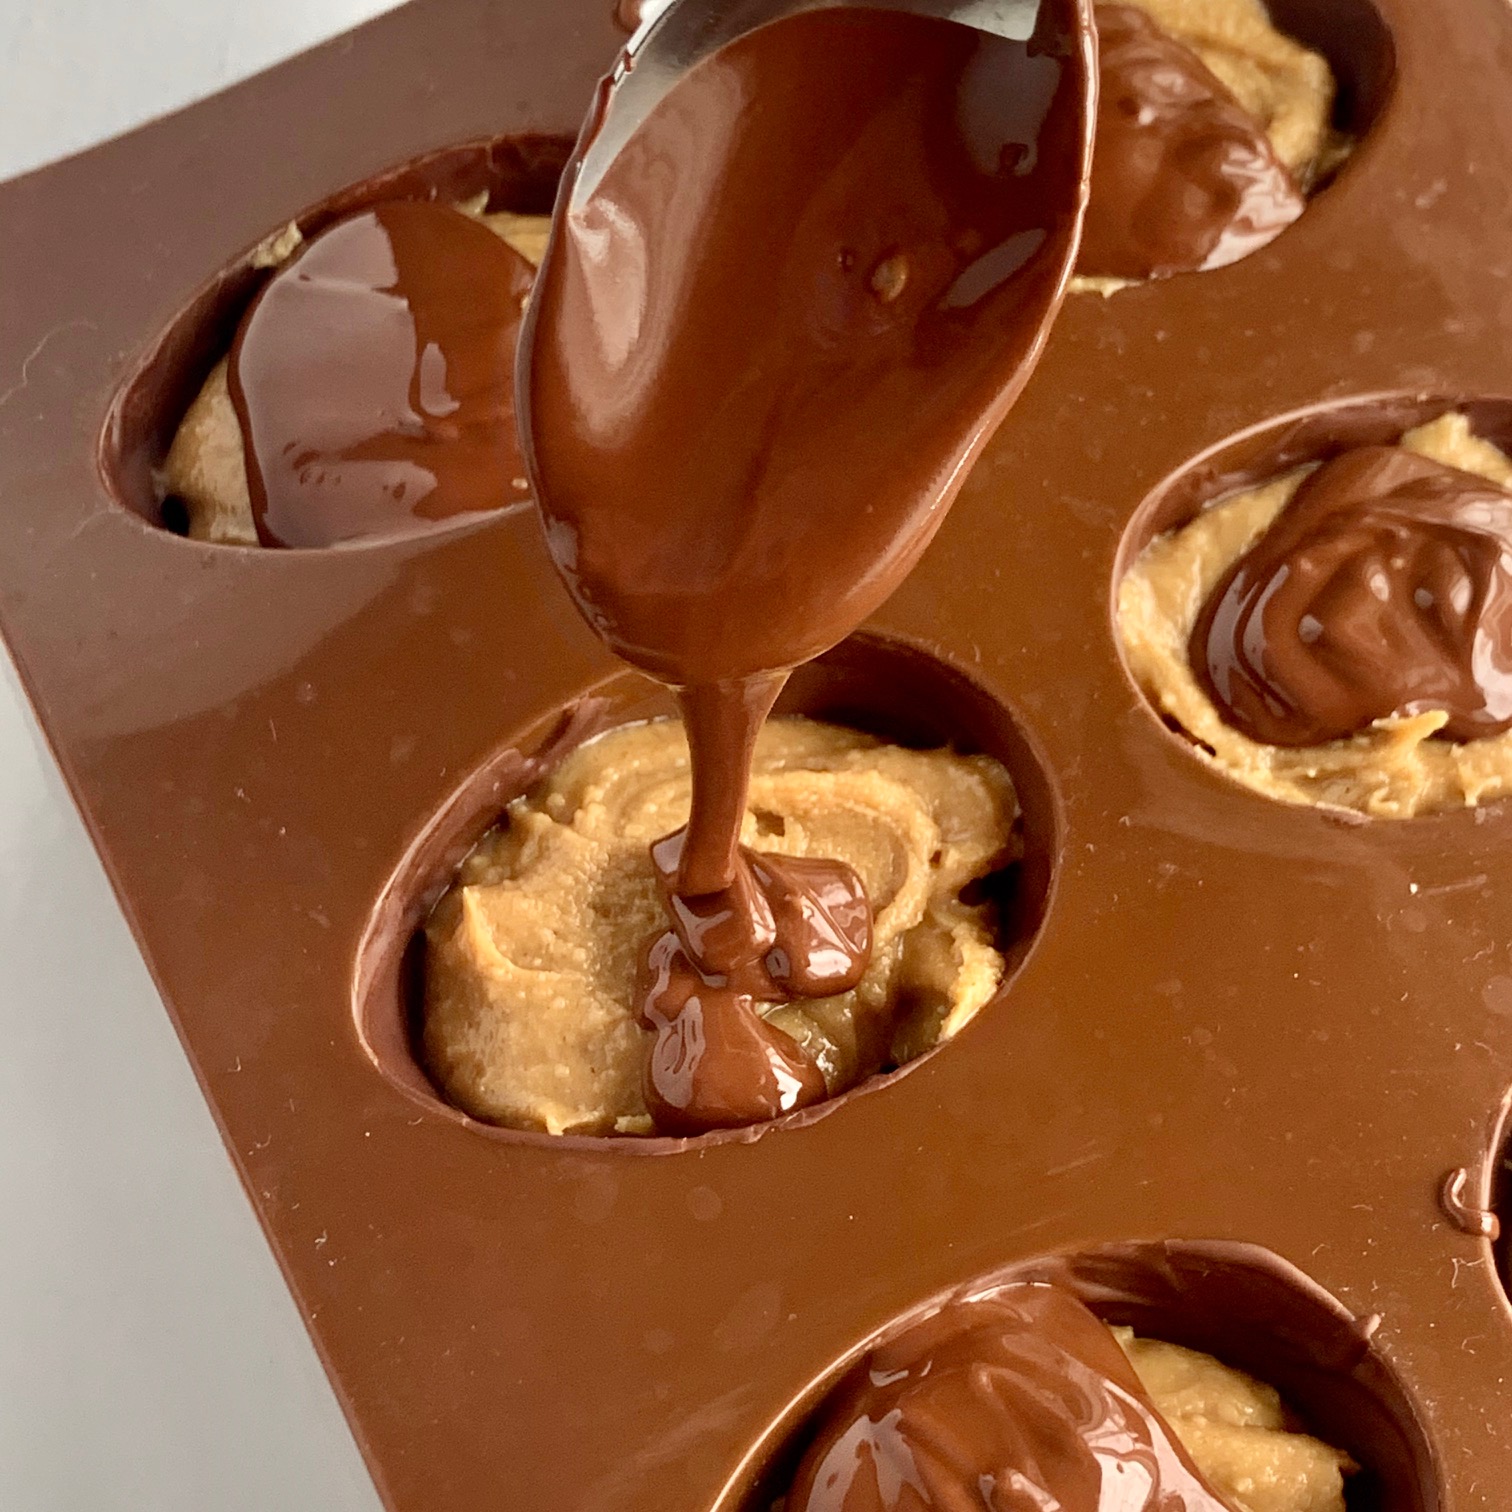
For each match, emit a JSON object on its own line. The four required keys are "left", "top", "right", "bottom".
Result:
{"left": 787, "top": 1285, "right": 1233, "bottom": 1512}
{"left": 1194, "top": 445, "right": 1512, "bottom": 748}
{"left": 1441, "top": 1167, "right": 1501, "bottom": 1240}
{"left": 635, "top": 676, "right": 871, "bottom": 1135}
{"left": 1078, "top": 4, "right": 1305, "bottom": 281}
{"left": 229, "top": 201, "right": 534, "bottom": 548}
{"left": 520, "top": 6, "right": 1088, "bottom": 1133}
{"left": 637, "top": 836, "right": 870, "bottom": 1136}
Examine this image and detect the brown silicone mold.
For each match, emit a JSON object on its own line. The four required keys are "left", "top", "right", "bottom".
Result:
{"left": 3, "top": 0, "right": 1512, "bottom": 1508}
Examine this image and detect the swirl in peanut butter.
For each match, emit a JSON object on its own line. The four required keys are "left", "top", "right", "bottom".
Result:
{"left": 1193, "top": 445, "right": 1512, "bottom": 747}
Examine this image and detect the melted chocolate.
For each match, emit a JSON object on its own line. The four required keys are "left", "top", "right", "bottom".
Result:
{"left": 1194, "top": 445, "right": 1512, "bottom": 747}
{"left": 787, "top": 1285, "right": 1232, "bottom": 1512}
{"left": 1078, "top": 4, "right": 1306, "bottom": 281}
{"left": 633, "top": 677, "right": 870, "bottom": 1134}
{"left": 520, "top": 5, "right": 1088, "bottom": 1133}
{"left": 229, "top": 200, "right": 535, "bottom": 548}
{"left": 19, "top": 0, "right": 1512, "bottom": 1503}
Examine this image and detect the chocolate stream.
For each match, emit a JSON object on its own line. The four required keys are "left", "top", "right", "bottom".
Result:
{"left": 521, "top": 3, "right": 1091, "bottom": 1136}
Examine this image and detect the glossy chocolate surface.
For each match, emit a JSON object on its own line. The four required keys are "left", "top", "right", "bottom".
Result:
{"left": 230, "top": 200, "right": 535, "bottom": 547}
{"left": 524, "top": 5, "right": 1088, "bottom": 684}
{"left": 787, "top": 1285, "right": 1229, "bottom": 1511}
{"left": 1078, "top": 3, "right": 1305, "bottom": 280}
{"left": 1193, "top": 445, "right": 1512, "bottom": 747}
{"left": 1, "top": 0, "right": 1511, "bottom": 1509}
{"left": 521, "top": 3, "right": 1089, "bottom": 1134}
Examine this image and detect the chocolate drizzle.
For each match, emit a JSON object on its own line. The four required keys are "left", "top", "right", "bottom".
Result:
{"left": 1078, "top": 4, "right": 1306, "bottom": 281}
{"left": 635, "top": 677, "right": 871, "bottom": 1135}
{"left": 520, "top": 5, "right": 1089, "bottom": 1134}
{"left": 228, "top": 201, "right": 535, "bottom": 548}
{"left": 786, "top": 1285, "right": 1233, "bottom": 1512}
{"left": 1194, "top": 445, "right": 1512, "bottom": 748}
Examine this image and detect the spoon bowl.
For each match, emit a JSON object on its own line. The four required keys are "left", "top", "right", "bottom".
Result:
{"left": 521, "top": 0, "right": 1096, "bottom": 683}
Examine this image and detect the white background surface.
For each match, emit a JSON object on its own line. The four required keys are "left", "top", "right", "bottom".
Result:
{"left": 0, "top": 3, "right": 400, "bottom": 1507}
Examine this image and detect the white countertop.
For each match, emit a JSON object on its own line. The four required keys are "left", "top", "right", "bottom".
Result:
{"left": 0, "top": 4, "right": 397, "bottom": 1506}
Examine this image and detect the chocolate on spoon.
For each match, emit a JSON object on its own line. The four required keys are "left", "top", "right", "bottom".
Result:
{"left": 519, "top": 0, "right": 1095, "bottom": 1133}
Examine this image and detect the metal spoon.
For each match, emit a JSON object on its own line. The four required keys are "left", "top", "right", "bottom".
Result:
{"left": 585, "top": 0, "right": 1087, "bottom": 207}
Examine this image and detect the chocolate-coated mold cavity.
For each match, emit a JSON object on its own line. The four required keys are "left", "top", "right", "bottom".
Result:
{"left": 1112, "top": 392, "right": 1512, "bottom": 775}
{"left": 742, "top": 1242, "right": 1438, "bottom": 1512}
{"left": 352, "top": 634, "right": 1059, "bottom": 1148}
{"left": 98, "top": 132, "right": 574, "bottom": 542}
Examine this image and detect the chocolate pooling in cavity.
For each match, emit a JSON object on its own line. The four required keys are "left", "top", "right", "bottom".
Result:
{"left": 520, "top": 6, "right": 1090, "bottom": 1133}
{"left": 228, "top": 201, "right": 535, "bottom": 548}
{"left": 1193, "top": 445, "right": 1512, "bottom": 749}
{"left": 1078, "top": 4, "right": 1306, "bottom": 281}
{"left": 786, "top": 1285, "right": 1232, "bottom": 1512}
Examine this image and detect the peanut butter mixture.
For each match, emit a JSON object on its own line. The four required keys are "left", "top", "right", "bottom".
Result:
{"left": 1071, "top": 0, "right": 1344, "bottom": 296}
{"left": 423, "top": 718, "right": 1019, "bottom": 1136}
{"left": 1117, "top": 1330, "right": 1357, "bottom": 1512}
{"left": 158, "top": 205, "right": 552, "bottom": 545}
{"left": 1120, "top": 413, "right": 1512, "bottom": 817}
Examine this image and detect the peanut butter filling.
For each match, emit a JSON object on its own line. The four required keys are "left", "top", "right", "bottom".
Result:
{"left": 1117, "top": 1330, "right": 1356, "bottom": 1512}
{"left": 422, "top": 718, "right": 1019, "bottom": 1136}
{"left": 1119, "top": 412, "right": 1512, "bottom": 817}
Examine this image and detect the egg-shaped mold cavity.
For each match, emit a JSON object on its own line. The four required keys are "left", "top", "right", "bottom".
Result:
{"left": 741, "top": 1241, "right": 1437, "bottom": 1512}
{"left": 99, "top": 131, "right": 573, "bottom": 542}
{"left": 1112, "top": 393, "right": 1512, "bottom": 813}
{"left": 353, "top": 633, "right": 1060, "bottom": 1149}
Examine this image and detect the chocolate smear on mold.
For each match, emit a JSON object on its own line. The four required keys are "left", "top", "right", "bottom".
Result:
{"left": 1441, "top": 1167, "right": 1501, "bottom": 1240}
